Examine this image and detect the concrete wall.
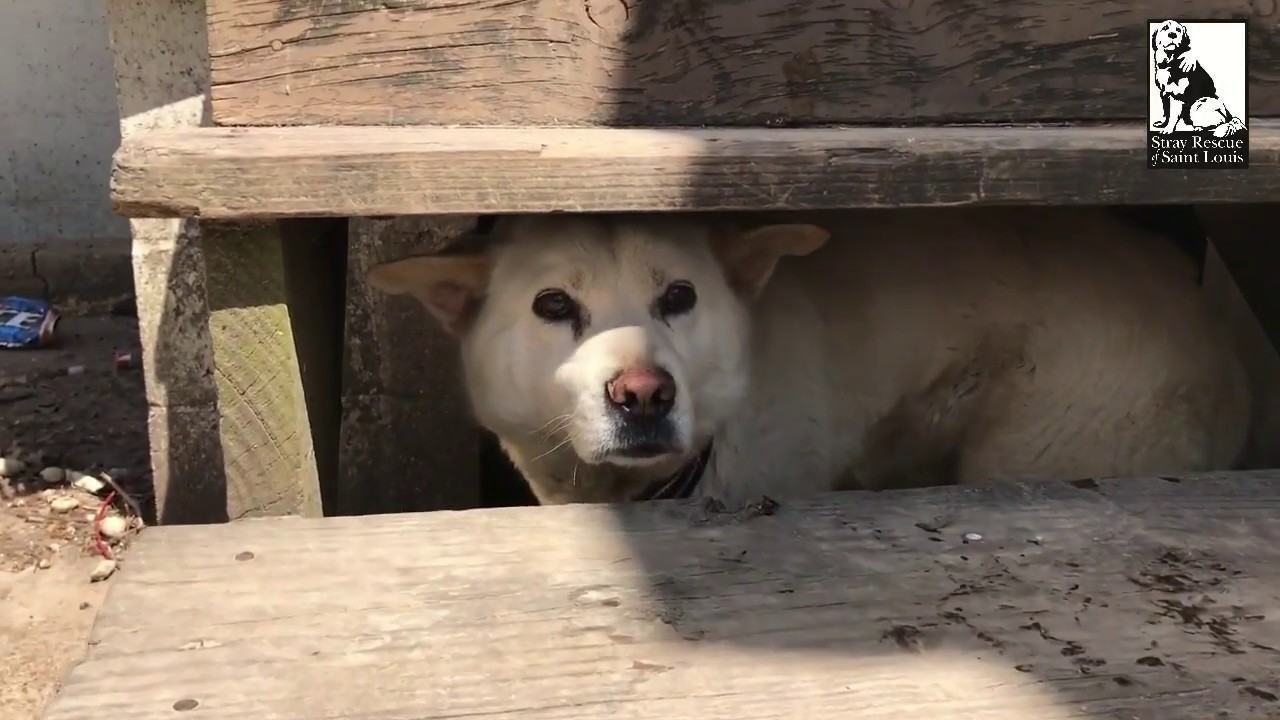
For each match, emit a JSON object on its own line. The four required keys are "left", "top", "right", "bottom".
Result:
{"left": 0, "top": 1, "right": 132, "bottom": 309}
{"left": 1, "top": 1, "right": 127, "bottom": 240}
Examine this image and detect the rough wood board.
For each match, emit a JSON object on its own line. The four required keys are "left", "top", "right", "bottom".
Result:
{"left": 44, "top": 474, "right": 1280, "bottom": 719}
{"left": 202, "top": 221, "right": 323, "bottom": 520}
{"left": 205, "top": 0, "right": 1280, "bottom": 127}
{"left": 338, "top": 216, "right": 480, "bottom": 515}
{"left": 111, "top": 123, "right": 1280, "bottom": 219}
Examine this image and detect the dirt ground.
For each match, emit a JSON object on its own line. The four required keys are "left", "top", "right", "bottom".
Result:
{"left": 0, "top": 312, "right": 151, "bottom": 720}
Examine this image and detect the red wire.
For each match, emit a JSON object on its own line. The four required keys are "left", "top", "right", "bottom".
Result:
{"left": 92, "top": 490, "right": 117, "bottom": 560}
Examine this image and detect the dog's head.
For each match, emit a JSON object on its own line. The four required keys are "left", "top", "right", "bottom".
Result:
{"left": 1152, "top": 20, "right": 1190, "bottom": 66}
{"left": 368, "top": 214, "right": 828, "bottom": 500}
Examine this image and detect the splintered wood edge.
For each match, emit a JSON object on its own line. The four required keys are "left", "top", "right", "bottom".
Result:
{"left": 110, "top": 123, "right": 1280, "bottom": 219}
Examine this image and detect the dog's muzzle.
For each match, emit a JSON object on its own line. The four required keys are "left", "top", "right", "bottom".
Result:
{"left": 605, "top": 367, "right": 678, "bottom": 458}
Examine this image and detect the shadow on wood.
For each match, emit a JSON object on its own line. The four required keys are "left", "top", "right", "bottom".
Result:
{"left": 41, "top": 474, "right": 1280, "bottom": 719}
{"left": 203, "top": 0, "right": 1280, "bottom": 127}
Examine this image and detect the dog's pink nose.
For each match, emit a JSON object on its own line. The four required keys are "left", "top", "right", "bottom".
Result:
{"left": 606, "top": 368, "right": 676, "bottom": 418}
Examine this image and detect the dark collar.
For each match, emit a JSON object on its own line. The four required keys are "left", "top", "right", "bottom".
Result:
{"left": 632, "top": 441, "right": 714, "bottom": 502}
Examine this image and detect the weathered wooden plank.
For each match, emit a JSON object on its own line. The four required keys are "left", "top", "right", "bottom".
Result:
{"left": 337, "top": 216, "right": 480, "bottom": 515}
{"left": 201, "top": 221, "right": 324, "bottom": 520}
{"left": 42, "top": 473, "right": 1280, "bottom": 719}
{"left": 205, "top": 0, "right": 1280, "bottom": 127}
{"left": 111, "top": 123, "right": 1280, "bottom": 219}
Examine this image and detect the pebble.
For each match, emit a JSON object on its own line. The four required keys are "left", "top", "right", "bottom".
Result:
{"left": 49, "top": 496, "right": 80, "bottom": 513}
{"left": 37, "top": 558, "right": 52, "bottom": 570}
{"left": 0, "top": 457, "right": 26, "bottom": 478}
{"left": 70, "top": 472, "right": 106, "bottom": 494}
{"left": 89, "top": 559, "right": 117, "bottom": 582}
{"left": 962, "top": 532, "right": 984, "bottom": 543}
{"left": 99, "top": 514, "right": 129, "bottom": 540}
{"left": 39, "top": 467, "right": 66, "bottom": 484}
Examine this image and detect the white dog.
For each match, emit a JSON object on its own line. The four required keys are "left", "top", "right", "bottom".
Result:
{"left": 369, "top": 208, "right": 1251, "bottom": 506}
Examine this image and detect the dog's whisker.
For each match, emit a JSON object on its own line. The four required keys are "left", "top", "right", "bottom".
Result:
{"left": 530, "top": 413, "right": 573, "bottom": 436}
{"left": 540, "top": 419, "right": 574, "bottom": 442}
{"left": 530, "top": 436, "right": 573, "bottom": 463}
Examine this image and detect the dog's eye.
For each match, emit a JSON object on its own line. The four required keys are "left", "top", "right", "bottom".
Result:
{"left": 532, "top": 289, "right": 577, "bottom": 322}
{"left": 657, "top": 281, "right": 697, "bottom": 318}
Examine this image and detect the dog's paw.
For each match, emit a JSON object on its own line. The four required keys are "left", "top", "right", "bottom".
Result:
{"left": 1152, "top": 119, "right": 1168, "bottom": 128}
{"left": 1157, "top": 123, "right": 1177, "bottom": 135}
{"left": 1213, "top": 119, "right": 1246, "bottom": 137}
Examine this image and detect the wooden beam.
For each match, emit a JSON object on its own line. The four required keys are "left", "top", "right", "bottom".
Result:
{"left": 204, "top": 0, "right": 1280, "bottom": 127}
{"left": 201, "top": 222, "right": 324, "bottom": 520}
{"left": 337, "top": 216, "right": 480, "bottom": 515}
{"left": 112, "top": 123, "right": 1280, "bottom": 219}
{"left": 42, "top": 472, "right": 1280, "bottom": 719}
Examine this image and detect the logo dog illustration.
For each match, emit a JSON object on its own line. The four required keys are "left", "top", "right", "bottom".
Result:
{"left": 1151, "top": 20, "right": 1246, "bottom": 137}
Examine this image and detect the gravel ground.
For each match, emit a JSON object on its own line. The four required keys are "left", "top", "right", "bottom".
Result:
{"left": 0, "top": 313, "right": 151, "bottom": 719}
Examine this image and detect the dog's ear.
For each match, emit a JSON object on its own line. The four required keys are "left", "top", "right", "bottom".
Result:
{"left": 367, "top": 254, "right": 491, "bottom": 336}
{"left": 711, "top": 223, "right": 830, "bottom": 298}
{"left": 1175, "top": 24, "right": 1190, "bottom": 54}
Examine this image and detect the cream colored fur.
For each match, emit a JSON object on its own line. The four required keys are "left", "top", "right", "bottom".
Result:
{"left": 369, "top": 208, "right": 1252, "bottom": 506}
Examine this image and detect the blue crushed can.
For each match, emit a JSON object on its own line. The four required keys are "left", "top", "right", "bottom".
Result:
{"left": 0, "top": 296, "right": 60, "bottom": 348}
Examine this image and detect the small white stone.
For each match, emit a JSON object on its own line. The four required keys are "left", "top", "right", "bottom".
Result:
{"left": 39, "top": 467, "right": 66, "bottom": 484}
{"left": 0, "top": 457, "right": 26, "bottom": 477}
{"left": 70, "top": 472, "right": 106, "bottom": 494}
{"left": 49, "top": 495, "right": 80, "bottom": 513}
{"left": 37, "top": 558, "right": 52, "bottom": 570}
{"left": 962, "top": 532, "right": 984, "bottom": 543}
{"left": 179, "top": 639, "right": 223, "bottom": 651}
{"left": 99, "top": 514, "right": 129, "bottom": 540}
{"left": 89, "top": 559, "right": 117, "bottom": 582}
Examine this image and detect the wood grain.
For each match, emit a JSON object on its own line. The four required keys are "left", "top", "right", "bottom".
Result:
{"left": 42, "top": 472, "right": 1280, "bottom": 719}
{"left": 111, "top": 123, "right": 1280, "bottom": 218}
{"left": 205, "top": 0, "right": 1280, "bottom": 127}
{"left": 338, "top": 216, "right": 481, "bottom": 515}
{"left": 202, "top": 221, "right": 324, "bottom": 520}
